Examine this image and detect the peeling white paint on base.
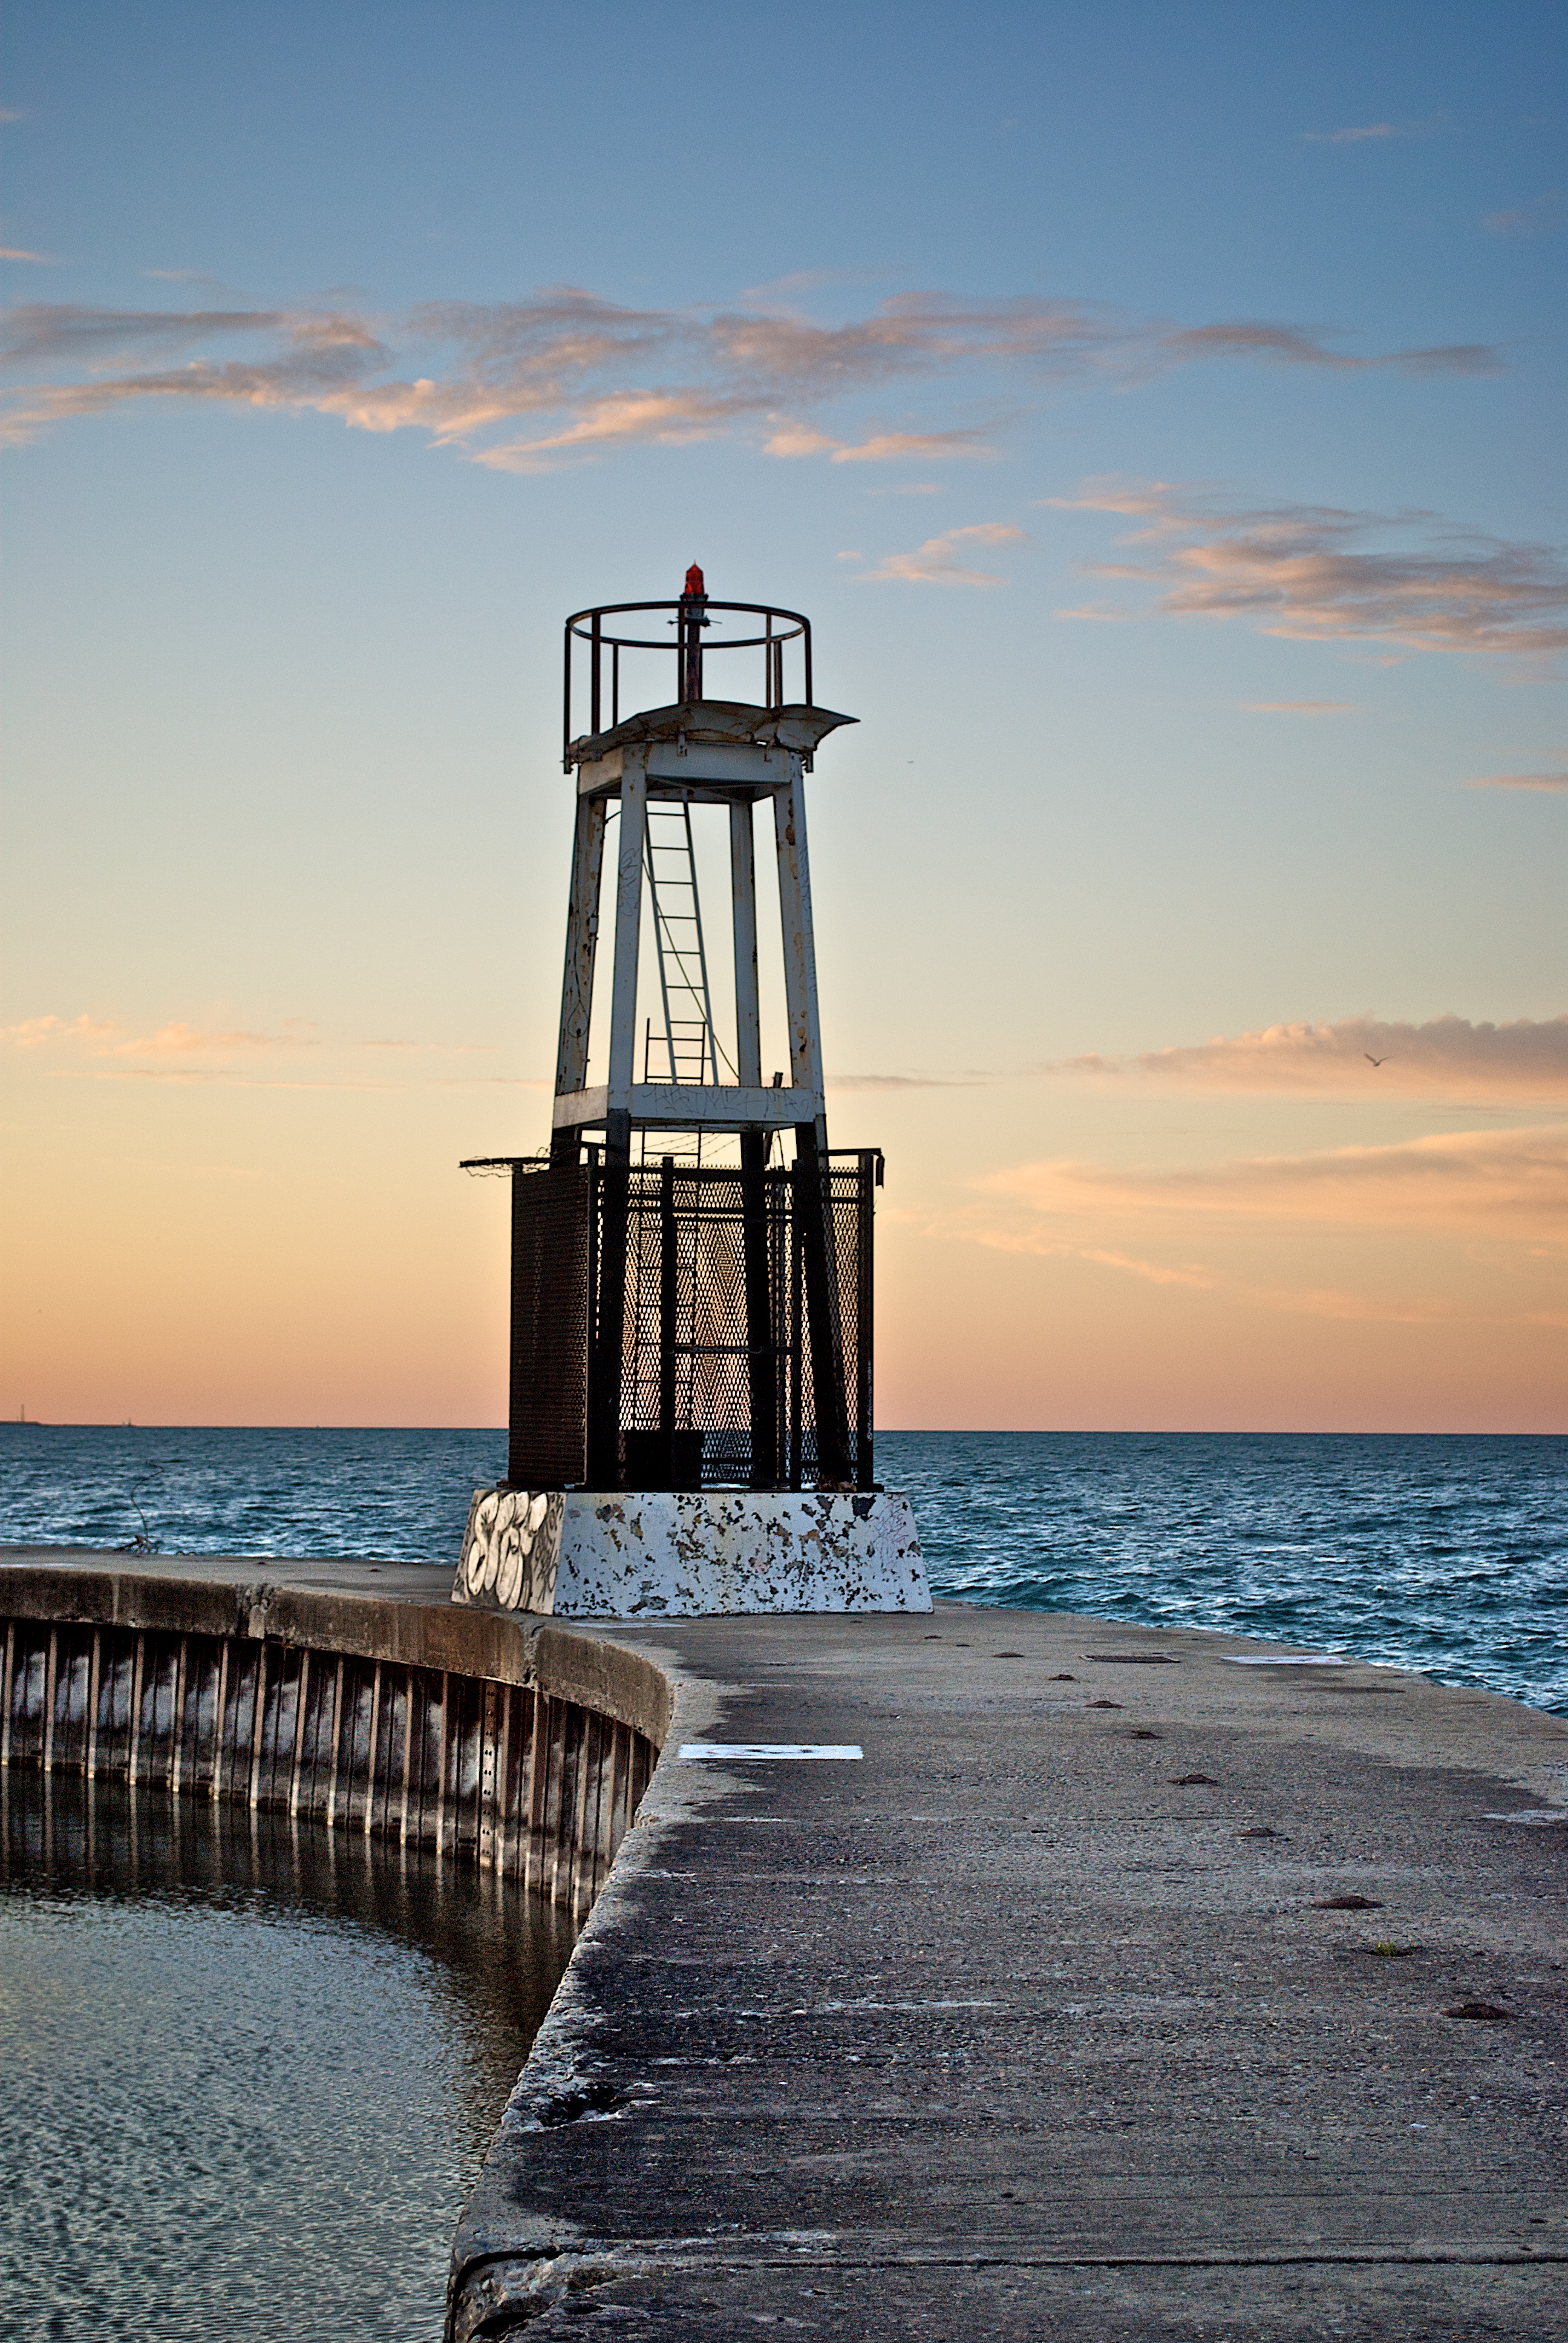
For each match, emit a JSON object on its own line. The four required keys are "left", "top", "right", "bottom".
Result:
{"left": 453, "top": 1489, "right": 928, "bottom": 1618}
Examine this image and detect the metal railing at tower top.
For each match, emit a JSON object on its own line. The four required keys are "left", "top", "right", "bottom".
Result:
{"left": 563, "top": 580, "right": 814, "bottom": 764}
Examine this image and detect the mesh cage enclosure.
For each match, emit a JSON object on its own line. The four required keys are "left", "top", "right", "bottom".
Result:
{"left": 505, "top": 1147, "right": 877, "bottom": 1492}
{"left": 507, "top": 1162, "right": 591, "bottom": 1487}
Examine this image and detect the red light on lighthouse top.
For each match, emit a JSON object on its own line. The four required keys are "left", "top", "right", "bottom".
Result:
{"left": 683, "top": 563, "right": 705, "bottom": 598}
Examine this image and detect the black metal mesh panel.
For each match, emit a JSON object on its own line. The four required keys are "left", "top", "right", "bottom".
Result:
{"left": 619, "top": 1166, "right": 758, "bottom": 1485}
{"left": 830, "top": 1156, "right": 874, "bottom": 1489}
{"left": 508, "top": 1163, "right": 590, "bottom": 1487}
{"left": 598, "top": 1152, "right": 874, "bottom": 1492}
{"left": 505, "top": 1146, "right": 876, "bottom": 1490}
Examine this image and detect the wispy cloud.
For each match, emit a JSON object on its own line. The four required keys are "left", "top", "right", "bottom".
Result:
{"left": 1, "top": 302, "right": 297, "bottom": 363}
{"left": 833, "top": 429, "right": 995, "bottom": 464}
{"left": 0, "top": 307, "right": 390, "bottom": 442}
{"left": 991, "top": 1125, "right": 1568, "bottom": 1238}
{"left": 2, "top": 1009, "right": 530, "bottom": 1090}
{"left": 57, "top": 1068, "right": 541, "bottom": 1092}
{"left": 802, "top": 1015, "right": 1568, "bottom": 1102}
{"left": 903, "top": 1125, "right": 1566, "bottom": 1319}
{"left": 1057, "top": 1012, "right": 1568, "bottom": 1101}
{"left": 1, "top": 283, "right": 1504, "bottom": 461}
{"left": 1483, "top": 192, "right": 1566, "bottom": 238}
{"left": 120, "top": 1020, "right": 320, "bottom": 1055}
{"left": 946, "top": 1220, "right": 1466, "bottom": 1324}
{"left": 470, "top": 390, "right": 741, "bottom": 471}
{"left": 3, "top": 1012, "right": 119, "bottom": 1050}
{"left": 855, "top": 522, "right": 1027, "bottom": 586}
{"left": 738, "top": 268, "right": 885, "bottom": 305}
{"left": 764, "top": 421, "right": 996, "bottom": 464}
{"left": 2, "top": 1012, "right": 320, "bottom": 1055}
{"left": 1468, "top": 768, "right": 1568, "bottom": 792}
{"left": 1047, "top": 479, "right": 1568, "bottom": 663}
{"left": 1304, "top": 117, "right": 1447, "bottom": 145}
{"left": 826, "top": 1067, "right": 996, "bottom": 1090}
{"left": 1158, "top": 320, "right": 1494, "bottom": 376}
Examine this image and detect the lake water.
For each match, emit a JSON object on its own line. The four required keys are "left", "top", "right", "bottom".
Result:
{"left": 0, "top": 1771, "right": 575, "bottom": 2342}
{"left": 2, "top": 1422, "right": 1564, "bottom": 1714}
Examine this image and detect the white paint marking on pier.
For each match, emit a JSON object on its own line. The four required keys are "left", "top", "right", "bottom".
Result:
{"left": 678, "top": 1742, "right": 863, "bottom": 1761}
{"left": 815, "top": 1997, "right": 1002, "bottom": 2013}
{"left": 1222, "top": 1654, "right": 1352, "bottom": 1666}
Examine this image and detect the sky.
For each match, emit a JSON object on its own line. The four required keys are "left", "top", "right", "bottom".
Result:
{"left": 2, "top": 0, "right": 1565, "bottom": 1433}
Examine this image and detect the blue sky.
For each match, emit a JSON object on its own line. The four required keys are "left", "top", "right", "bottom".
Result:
{"left": 2, "top": 2, "right": 1565, "bottom": 1428}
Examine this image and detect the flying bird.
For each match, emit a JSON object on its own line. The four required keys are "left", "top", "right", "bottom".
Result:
{"left": 1364, "top": 1054, "right": 1388, "bottom": 1067}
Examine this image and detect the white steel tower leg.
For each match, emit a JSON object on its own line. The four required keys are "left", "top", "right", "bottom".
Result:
{"left": 774, "top": 756, "right": 829, "bottom": 1145}
{"left": 773, "top": 755, "right": 849, "bottom": 1479}
{"left": 733, "top": 794, "right": 773, "bottom": 1478}
{"left": 554, "top": 796, "right": 607, "bottom": 1105}
{"left": 729, "top": 799, "right": 762, "bottom": 1089}
{"left": 606, "top": 761, "right": 648, "bottom": 1133}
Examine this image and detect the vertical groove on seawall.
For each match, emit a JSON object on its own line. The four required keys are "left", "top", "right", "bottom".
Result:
{"left": 0, "top": 1613, "right": 658, "bottom": 1916}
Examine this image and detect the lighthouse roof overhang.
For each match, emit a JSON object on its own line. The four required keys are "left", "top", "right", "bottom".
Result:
{"left": 567, "top": 698, "right": 854, "bottom": 768}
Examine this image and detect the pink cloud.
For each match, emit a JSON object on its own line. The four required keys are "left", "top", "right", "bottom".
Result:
{"left": 860, "top": 522, "right": 1027, "bottom": 586}
{"left": 1057, "top": 1012, "right": 1568, "bottom": 1101}
{"left": 2, "top": 1012, "right": 118, "bottom": 1049}
{"left": 1047, "top": 480, "right": 1568, "bottom": 663}
{"left": 826, "top": 1067, "right": 995, "bottom": 1090}
{"left": 1483, "top": 192, "right": 1565, "bottom": 238}
{"left": 992, "top": 1125, "right": 1568, "bottom": 1237}
{"left": 472, "top": 390, "right": 740, "bottom": 471}
{"left": 900, "top": 1198, "right": 1538, "bottom": 1325}
{"left": 1303, "top": 117, "right": 1447, "bottom": 145}
{"left": 117, "top": 1020, "right": 319, "bottom": 1055}
{"left": 829, "top": 428, "right": 995, "bottom": 464}
{"left": 1161, "top": 321, "right": 1494, "bottom": 376}
{"left": 2, "top": 1012, "right": 320, "bottom": 1056}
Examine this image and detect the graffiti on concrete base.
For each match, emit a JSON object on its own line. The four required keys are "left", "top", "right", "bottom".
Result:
{"left": 456, "top": 1488, "right": 564, "bottom": 1613}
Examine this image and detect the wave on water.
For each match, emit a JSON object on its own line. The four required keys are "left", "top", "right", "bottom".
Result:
{"left": 2, "top": 1423, "right": 1563, "bottom": 1715}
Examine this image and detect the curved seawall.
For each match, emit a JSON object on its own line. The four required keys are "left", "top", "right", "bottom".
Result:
{"left": 0, "top": 1562, "right": 669, "bottom": 1919}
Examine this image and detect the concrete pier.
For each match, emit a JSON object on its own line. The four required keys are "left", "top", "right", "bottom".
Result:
{"left": 5, "top": 1551, "right": 1565, "bottom": 2340}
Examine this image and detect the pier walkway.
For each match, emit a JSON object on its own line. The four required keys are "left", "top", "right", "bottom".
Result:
{"left": 7, "top": 1550, "right": 1566, "bottom": 2340}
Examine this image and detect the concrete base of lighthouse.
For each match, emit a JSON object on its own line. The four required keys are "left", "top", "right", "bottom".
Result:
{"left": 452, "top": 1487, "right": 929, "bottom": 1619}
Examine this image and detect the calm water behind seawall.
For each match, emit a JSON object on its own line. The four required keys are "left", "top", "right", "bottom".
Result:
{"left": 2, "top": 1424, "right": 1564, "bottom": 1714}
{"left": 0, "top": 1771, "right": 576, "bottom": 2343}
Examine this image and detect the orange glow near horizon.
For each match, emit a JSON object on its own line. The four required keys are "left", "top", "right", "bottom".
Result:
{"left": 4, "top": 1023, "right": 1563, "bottom": 1432}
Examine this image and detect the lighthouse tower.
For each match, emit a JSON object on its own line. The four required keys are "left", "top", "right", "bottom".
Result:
{"left": 454, "top": 571, "right": 926, "bottom": 1620}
